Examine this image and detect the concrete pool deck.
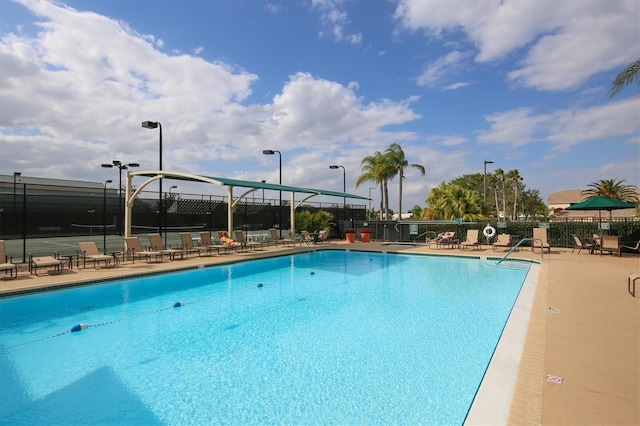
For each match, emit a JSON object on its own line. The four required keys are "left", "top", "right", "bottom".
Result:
{"left": 1, "top": 239, "right": 638, "bottom": 425}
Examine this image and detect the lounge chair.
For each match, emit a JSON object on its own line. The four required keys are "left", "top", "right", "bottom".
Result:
{"left": 460, "top": 229, "right": 480, "bottom": 250}
{"left": 29, "top": 254, "right": 65, "bottom": 275}
{"left": 78, "top": 241, "right": 115, "bottom": 269}
{"left": 600, "top": 235, "right": 621, "bottom": 257}
{"left": 317, "top": 229, "right": 330, "bottom": 244}
{"left": 148, "top": 234, "right": 185, "bottom": 260}
{"left": 234, "top": 230, "right": 263, "bottom": 251}
{"left": 622, "top": 240, "right": 640, "bottom": 252}
{"left": 532, "top": 228, "right": 551, "bottom": 253}
{"left": 268, "top": 228, "right": 295, "bottom": 246}
{"left": 432, "top": 232, "right": 457, "bottom": 249}
{"left": 218, "top": 231, "right": 245, "bottom": 252}
{"left": 124, "top": 237, "right": 163, "bottom": 263}
{"left": 199, "top": 232, "right": 230, "bottom": 254}
{"left": 180, "top": 233, "right": 211, "bottom": 257}
{"left": 492, "top": 234, "right": 512, "bottom": 251}
{"left": 300, "top": 230, "right": 317, "bottom": 246}
{"left": 570, "top": 234, "right": 594, "bottom": 255}
{"left": 0, "top": 240, "right": 18, "bottom": 279}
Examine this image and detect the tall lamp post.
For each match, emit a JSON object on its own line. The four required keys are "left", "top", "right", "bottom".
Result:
{"left": 101, "top": 161, "right": 139, "bottom": 235}
{"left": 13, "top": 172, "right": 21, "bottom": 220}
{"left": 483, "top": 160, "right": 494, "bottom": 211}
{"left": 329, "top": 165, "right": 346, "bottom": 220}
{"left": 103, "top": 179, "right": 112, "bottom": 253}
{"left": 262, "top": 150, "right": 281, "bottom": 238}
{"left": 368, "top": 187, "right": 375, "bottom": 220}
{"left": 141, "top": 121, "right": 163, "bottom": 237}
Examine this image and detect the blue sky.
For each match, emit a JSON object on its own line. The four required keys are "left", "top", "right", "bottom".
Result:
{"left": 1, "top": 0, "right": 638, "bottom": 212}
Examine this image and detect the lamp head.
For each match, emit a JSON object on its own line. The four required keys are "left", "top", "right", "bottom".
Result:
{"left": 170, "top": 185, "right": 178, "bottom": 189}
{"left": 105, "top": 179, "right": 112, "bottom": 184}
{"left": 329, "top": 165, "right": 339, "bottom": 169}
{"left": 262, "top": 150, "right": 275, "bottom": 155}
{"left": 128, "top": 163, "right": 140, "bottom": 168}
{"left": 13, "top": 172, "right": 21, "bottom": 177}
{"left": 484, "top": 160, "right": 494, "bottom": 165}
{"left": 141, "top": 121, "right": 158, "bottom": 129}
{"left": 101, "top": 163, "right": 114, "bottom": 169}
{"left": 112, "top": 160, "right": 122, "bottom": 166}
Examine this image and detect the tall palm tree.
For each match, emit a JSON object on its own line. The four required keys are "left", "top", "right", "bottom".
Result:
{"left": 610, "top": 58, "right": 640, "bottom": 99}
{"left": 356, "top": 151, "right": 395, "bottom": 220}
{"left": 506, "top": 169, "right": 523, "bottom": 220}
{"left": 581, "top": 179, "right": 639, "bottom": 202}
{"left": 384, "top": 143, "right": 425, "bottom": 221}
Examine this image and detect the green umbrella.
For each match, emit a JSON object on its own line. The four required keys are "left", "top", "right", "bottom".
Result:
{"left": 565, "top": 195, "right": 636, "bottom": 224}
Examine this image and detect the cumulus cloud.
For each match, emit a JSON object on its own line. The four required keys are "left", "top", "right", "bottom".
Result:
{"left": 395, "top": 0, "right": 639, "bottom": 91}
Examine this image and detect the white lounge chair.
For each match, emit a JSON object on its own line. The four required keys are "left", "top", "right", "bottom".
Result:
{"left": 78, "top": 241, "right": 115, "bottom": 269}
{"left": 0, "top": 240, "right": 18, "bottom": 279}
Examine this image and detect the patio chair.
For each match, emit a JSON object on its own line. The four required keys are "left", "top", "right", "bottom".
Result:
{"left": 0, "top": 240, "right": 18, "bottom": 279}
{"left": 199, "top": 232, "right": 230, "bottom": 254}
{"left": 317, "top": 229, "right": 330, "bottom": 244}
{"left": 621, "top": 240, "right": 640, "bottom": 252}
{"left": 460, "top": 229, "right": 480, "bottom": 250}
{"left": 600, "top": 235, "right": 621, "bottom": 257}
{"left": 492, "top": 234, "right": 512, "bottom": 251}
{"left": 78, "top": 241, "right": 115, "bottom": 269}
{"left": 268, "top": 228, "right": 295, "bottom": 246}
{"left": 300, "top": 230, "right": 317, "bottom": 247}
{"left": 180, "top": 233, "right": 211, "bottom": 257}
{"left": 29, "top": 254, "right": 65, "bottom": 275}
{"left": 570, "top": 234, "right": 594, "bottom": 255}
{"left": 532, "top": 228, "right": 551, "bottom": 253}
{"left": 124, "top": 237, "right": 163, "bottom": 263}
{"left": 148, "top": 234, "right": 185, "bottom": 260}
{"left": 234, "top": 230, "right": 264, "bottom": 251}
{"left": 218, "top": 231, "right": 246, "bottom": 252}
{"left": 433, "top": 232, "right": 457, "bottom": 249}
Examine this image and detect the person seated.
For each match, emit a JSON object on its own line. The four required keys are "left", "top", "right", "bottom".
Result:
{"left": 220, "top": 232, "right": 242, "bottom": 247}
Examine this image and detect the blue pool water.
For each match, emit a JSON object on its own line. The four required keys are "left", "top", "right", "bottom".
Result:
{"left": 0, "top": 251, "right": 530, "bottom": 425}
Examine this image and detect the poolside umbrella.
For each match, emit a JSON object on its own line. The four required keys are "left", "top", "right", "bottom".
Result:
{"left": 565, "top": 195, "right": 636, "bottom": 224}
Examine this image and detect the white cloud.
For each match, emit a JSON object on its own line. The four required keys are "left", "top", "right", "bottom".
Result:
{"left": 477, "top": 99, "right": 640, "bottom": 150}
{"left": 312, "top": 0, "right": 362, "bottom": 45}
{"left": 416, "top": 50, "right": 473, "bottom": 88}
{"left": 395, "top": 0, "right": 639, "bottom": 91}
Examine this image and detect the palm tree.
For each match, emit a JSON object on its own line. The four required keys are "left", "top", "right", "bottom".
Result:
{"left": 425, "top": 182, "right": 483, "bottom": 220}
{"left": 581, "top": 179, "right": 639, "bottom": 202}
{"left": 610, "top": 58, "right": 640, "bottom": 99}
{"left": 356, "top": 151, "right": 394, "bottom": 220}
{"left": 506, "top": 169, "right": 523, "bottom": 220}
{"left": 384, "top": 143, "right": 425, "bottom": 221}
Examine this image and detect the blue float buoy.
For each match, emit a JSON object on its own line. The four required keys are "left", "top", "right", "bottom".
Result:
{"left": 257, "top": 283, "right": 264, "bottom": 288}
{"left": 369, "top": 258, "right": 373, "bottom": 261}
{"left": 71, "top": 323, "right": 88, "bottom": 332}
{"left": 310, "top": 271, "right": 315, "bottom": 275}
{"left": 173, "top": 301, "right": 185, "bottom": 308}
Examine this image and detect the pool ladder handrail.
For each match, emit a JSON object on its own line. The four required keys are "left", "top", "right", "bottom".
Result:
{"left": 414, "top": 230, "right": 437, "bottom": 244}
{"left": 496, "top": 238, "right": 544, "bottom": 264}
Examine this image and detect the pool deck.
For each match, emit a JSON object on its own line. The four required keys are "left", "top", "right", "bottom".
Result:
{"left": 1, "top": 239, "right": 638, "bottom": 425}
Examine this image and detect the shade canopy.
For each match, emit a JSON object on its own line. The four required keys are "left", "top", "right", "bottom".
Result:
{"left": 565, "top": 196, "right": 636, "bottom": 211}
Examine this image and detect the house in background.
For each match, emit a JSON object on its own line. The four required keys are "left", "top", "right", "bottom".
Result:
{"left": 548, "top": 189, "right": 638, "bottom": 220}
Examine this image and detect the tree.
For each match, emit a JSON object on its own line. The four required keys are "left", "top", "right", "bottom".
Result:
{"left": 356, "top": 151, "right": 395, "bottom": 220}
{"left": 384, "top": 143, "right": 425, "bottom": 221}
{"left": 581, "top": 179, "right": 639, "bottom": 202}
{"left": 424, "top": 182, "right": 484, "bottom": 220}
{"left": 506, "top": 169, "right": 523, "bottom": 220}
{"left": 410, "top": 205, "right": 423, "bottom": 219}
{"left": 610, "top": 58, "right": 640, "bottom": 99}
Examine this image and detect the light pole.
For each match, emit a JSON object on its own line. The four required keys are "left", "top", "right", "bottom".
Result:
{"left": 329, "top": 165, "right": 346, "bottom": 220}
{"left": 101, "top": 161, "right": 139, "bottom": 235}
{"left": 262, "top": 150, "right": 281, "bottom": 238}
{"left": 483, "top": 160, "right": 494, "bottom": 211}
{"left": 103, "top": 179, "right": 112, "bottom": 253}
{"left": 368, "top": 187, "right": 375, "bottom": 220}
{"left": 141, "top": 121, "right": 163, "bottom": 237}
{"left": 12, "top": 172, "right": 20, "bottom": 221}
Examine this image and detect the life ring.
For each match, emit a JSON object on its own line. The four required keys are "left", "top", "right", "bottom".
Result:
{"left": 483, "top": 224, "right": 496, "bottom": 238}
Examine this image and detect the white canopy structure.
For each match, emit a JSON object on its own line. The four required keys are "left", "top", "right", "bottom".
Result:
{"left": 124, "top": 170, "right": 369, "bottom": 239}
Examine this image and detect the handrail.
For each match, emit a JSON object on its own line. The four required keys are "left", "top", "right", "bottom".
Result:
{"left": 414, "top": 230, "right": 437, "bottom": 243}
{"left": 496, "top": 238, "right": 544, "bottom": 264}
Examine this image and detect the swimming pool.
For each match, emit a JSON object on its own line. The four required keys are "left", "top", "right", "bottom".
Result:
{"left": 0, "top": 250, "right": 533, "bottom": 425}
